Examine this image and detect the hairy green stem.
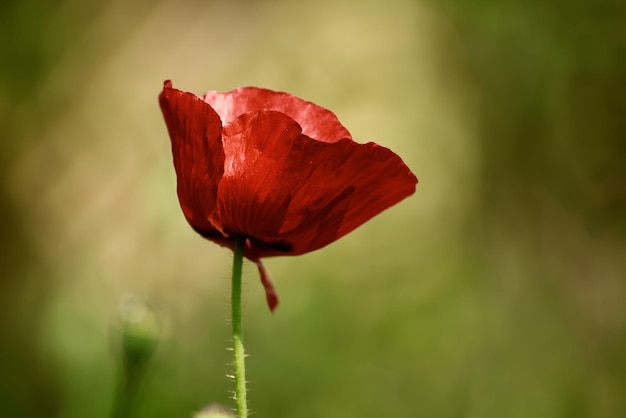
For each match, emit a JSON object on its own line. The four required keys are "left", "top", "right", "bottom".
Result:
{"left": 231, "top": 238, "right": 248, "bottom": 418}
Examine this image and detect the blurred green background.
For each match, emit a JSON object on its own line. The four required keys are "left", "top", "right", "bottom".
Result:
{"left": 2, "top": 0, "right": 625, "bottom": 417}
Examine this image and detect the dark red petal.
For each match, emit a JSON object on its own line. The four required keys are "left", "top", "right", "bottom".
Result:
{"left": 159, "top": 80, "right": 225, "bottom": 234}
{"left": 213, "top": 111, "right": 303, "bottom": 240}
{"left": 275, "top": 139, "right": 417, "bottom": 255}
{"left": 202, "top": 87, "right": 351, "bottom": 143}
{"left": 213, "top": 110, "right": 417, "bottom": 257}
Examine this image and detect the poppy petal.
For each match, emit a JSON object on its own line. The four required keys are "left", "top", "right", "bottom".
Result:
{"left": 213, "top": 109, "right": 417, "bottom": 257}
{"left": 202, "top": 87, "right": 351, "bottom": 144}
{"left": 213, "top": 110, "right": 303, "bottom": 241}
{"left": 272, "top": 139, "right": 417, "bottom": 256}
{"left": 283, "top": 140, "right": 417, "bottom": 254}
{"left": 159, "top": 80, "right": 226, "bottom": 235}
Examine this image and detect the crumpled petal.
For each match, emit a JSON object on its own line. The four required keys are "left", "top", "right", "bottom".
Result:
{"left": 256, "top": 261, "right": 278, "bottom": 312}
{"left": 202, "top": 87, "right": 352, "bottom": 144}
{"left": 244, "top": 238, "right": 279, "bottom": 312}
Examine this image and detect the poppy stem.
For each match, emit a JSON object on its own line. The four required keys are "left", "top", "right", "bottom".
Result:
{"left": 231, "top": 237, "right": 248, "bottom": 418}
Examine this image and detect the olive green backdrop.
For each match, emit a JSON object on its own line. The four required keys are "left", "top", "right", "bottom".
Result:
{"left": 1, "top": 0, "right": 625, "bottom": 417}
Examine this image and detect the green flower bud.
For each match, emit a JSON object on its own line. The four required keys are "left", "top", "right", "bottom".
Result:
{"left": 117, "top": 293, "right": 161, "bottom": 369}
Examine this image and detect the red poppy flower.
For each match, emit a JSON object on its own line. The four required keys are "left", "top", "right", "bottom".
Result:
{"left": 159, "top": 80, "right": 417, "bottom": 311}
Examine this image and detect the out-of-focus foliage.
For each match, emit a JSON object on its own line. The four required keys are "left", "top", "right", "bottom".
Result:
{"left": 441, "top": 0, "right": 626, "bottom": 232}
{"left": 1, "top": 0, "right": 624, "bottom": 417}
